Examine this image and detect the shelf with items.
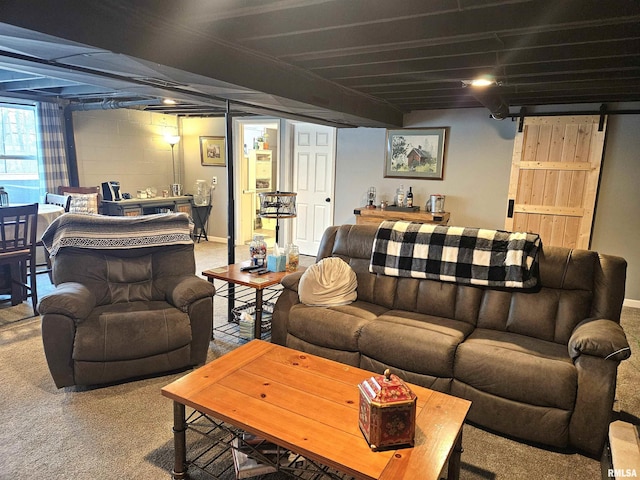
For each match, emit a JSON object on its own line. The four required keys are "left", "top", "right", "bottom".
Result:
{"left": 180, "top": 411, "right": 348, "bottom": 480}
{"left": 207, "top": 277, "right": 283, "bottom": 343}
{"left": 101, "top": 196, "right": 193, "bottom": 216}
{"left": 248, "top": 149, "right": 273, "bottom": 192}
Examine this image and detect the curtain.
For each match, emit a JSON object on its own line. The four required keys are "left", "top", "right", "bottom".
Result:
{"left": 37, "top": 102, "right": 70, "bottom": 196}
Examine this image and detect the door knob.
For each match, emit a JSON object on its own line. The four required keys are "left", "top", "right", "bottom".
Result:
{"left": 325, "top": 198, "right": 331, "bottom": 202}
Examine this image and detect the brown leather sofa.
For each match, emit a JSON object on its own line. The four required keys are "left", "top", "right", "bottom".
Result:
{"left": 38, "top": 242, "right": 215, "bottom": 389}
{"left": 272, "top": 224, "right": 631, "bottom": 456}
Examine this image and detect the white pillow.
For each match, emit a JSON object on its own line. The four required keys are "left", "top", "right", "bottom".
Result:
{"left": 64, "top": 192, "right": 99, "bottom": 214}
{"left": 298, "top": 257, "right": 357, "bottom": 307}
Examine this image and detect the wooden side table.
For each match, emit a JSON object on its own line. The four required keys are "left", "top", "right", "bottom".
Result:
{"left": 354, "top": 206, "right": 450, "bottom": 226}
{"left": 202, "top": 263, "right": 300, "bottom": 340}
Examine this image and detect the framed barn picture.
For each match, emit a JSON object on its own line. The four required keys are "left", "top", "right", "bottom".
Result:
{"left": 200, "top": 136, "right": 226, "bottom": 166}
{"left": 384, "top": 128, "right": 448, "bottom": 179}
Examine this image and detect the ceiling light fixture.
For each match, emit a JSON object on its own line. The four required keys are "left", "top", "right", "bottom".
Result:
{"left": 461, "top": 76, "right": 509, "bottom": 120}
{"left": 163, "top": 98, "right": 177, "bottom": 105}
{"left": 461, "top": 75, "right": 499, "bottom": 88}
{"left": 470, "top": 78, "right": 494, "bottom": 87}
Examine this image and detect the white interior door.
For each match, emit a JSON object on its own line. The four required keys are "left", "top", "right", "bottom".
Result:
{"left": 293, "top": 124, "right": 335, "bottom": 256}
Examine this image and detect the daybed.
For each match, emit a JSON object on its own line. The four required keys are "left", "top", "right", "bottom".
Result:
{"left": 272, "top": 223, "right": 631, "bottom": 456}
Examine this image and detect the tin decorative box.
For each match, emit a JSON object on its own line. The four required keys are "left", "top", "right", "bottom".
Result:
{"left": 358, "top": 369, "right": 417, "bottom": 451}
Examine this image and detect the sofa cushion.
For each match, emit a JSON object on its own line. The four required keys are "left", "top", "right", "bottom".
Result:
{"left": 286, "top": 335, "right": 362, "bottom": 367}
{"left": 73, "top": 301, "right": 192, "bottom": 361}
{"left": 360, "top": 355, "right": 454, "bottom": 393}
{"left": 454, "top": 328, "right": 577, "bottom": 410}
{"left": 287, "top": 300, "right": 388, "bottom": 351}
{"left": 451, "top": 380, "right": 572, "bottom": 449}
{"left": 359, "top": 310, "right": 474, "bottom": 378}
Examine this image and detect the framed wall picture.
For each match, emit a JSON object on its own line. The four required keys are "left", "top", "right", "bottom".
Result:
{"left": 384, "top": 128, "right": 448, "bottom": 179}
{"left": 200, "top": 136, "right": 226, "bottom": 166}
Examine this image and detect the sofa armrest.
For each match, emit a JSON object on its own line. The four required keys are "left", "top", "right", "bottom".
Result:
{"left": 568, "top": 318, "right": 631, "bottom": 362}
{"left": 165, "top": 275, "right": 216, "bottom": 310}
{"left": 271, "top": 271, "right": 305, "bottom": 345}
{"left": 37, "top": 282, "right": 96, "bottom": 321}
{"left": 281, "top": 270, "right": 305, "bottom": 292}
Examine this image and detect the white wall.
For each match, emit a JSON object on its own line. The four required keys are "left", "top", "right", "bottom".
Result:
{"left": 180, "top": 117, "right": 227, "bottom": 241}
{"left": 334, "top": 104, "right": 640, "bottom": 303}
{"left": 73, "top": 109, "right": 179, "bottom": 194}
{"left": 72, "top": 104, "right": 640, "bottom": 303}
{"left": 334, "top": 108, "right": 516, "bottom": 228}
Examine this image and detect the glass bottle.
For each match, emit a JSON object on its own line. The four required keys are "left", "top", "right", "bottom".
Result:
{"left": 396, "top": 184, "right": 405, "bottom": 207}
{"left": 0, "top": 186, "right": 8, "bottom": 206}
{"left": 286, "top": 243, "right": 300, "bottom": 272}
{"left": 406, "top": 186, "right": 414, "bottom": 207}
{"left": 249, "top": 234, "right": 267, "bottom": 266}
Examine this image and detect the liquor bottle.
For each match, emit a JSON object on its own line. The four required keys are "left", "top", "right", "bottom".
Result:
{"left": 396, "top": 184, "right": 405, "bottom": 207}
{"left": 406, "top": 186, "right": 414, "bottom": 207}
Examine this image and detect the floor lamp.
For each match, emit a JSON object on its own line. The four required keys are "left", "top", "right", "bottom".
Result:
{"left": 165, "top": 134, "right": 181, "bottom": 195}
{"left": 258, "top": 192, "right": 297, "bottom": 245}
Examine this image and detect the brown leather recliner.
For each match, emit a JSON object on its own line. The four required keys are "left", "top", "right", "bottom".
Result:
{"left": 37, "top": 214, "right": 215, "bottom": 388}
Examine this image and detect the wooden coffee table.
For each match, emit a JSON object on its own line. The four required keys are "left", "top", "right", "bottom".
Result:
{"left": 162, "top": 340, "right": 471, "bottom": 480}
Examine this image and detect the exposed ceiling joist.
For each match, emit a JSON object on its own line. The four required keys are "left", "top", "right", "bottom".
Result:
{"left": 0, "top": 0, "right": 638, "bottom": 126}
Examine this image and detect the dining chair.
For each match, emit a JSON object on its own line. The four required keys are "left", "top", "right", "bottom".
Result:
{"left": 0, "top": 203, "right": 39, "bottom": 312}
{"left": 36, "top": 193, "right": 71, "bottom": 278}
{"left": 44, "top": 192, "right": 71, "bottom": 212}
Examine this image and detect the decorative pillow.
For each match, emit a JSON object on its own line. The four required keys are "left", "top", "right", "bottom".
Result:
{"left": 64, "top": 192, "right": 99, "bottom": 214}
{"left": 298, "top": 257, "right": 357, "bottom": 307}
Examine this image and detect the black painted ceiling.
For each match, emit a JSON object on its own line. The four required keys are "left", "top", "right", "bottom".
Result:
{"left": 1, "top": 0, "right": 639, "bottom": 127}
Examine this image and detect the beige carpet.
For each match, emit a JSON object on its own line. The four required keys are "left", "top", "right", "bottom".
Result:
{"left": 0, "top": 302, "right": 37, "bottom": 326}
{"left": 0, "top": 241, "right": 638, "bottom": 479}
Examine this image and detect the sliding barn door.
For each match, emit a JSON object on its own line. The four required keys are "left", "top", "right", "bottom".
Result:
{"left": 505, "top": 115, "right": 607, "bottom": 249}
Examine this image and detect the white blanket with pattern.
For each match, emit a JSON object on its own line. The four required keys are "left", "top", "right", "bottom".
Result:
{"left": 41, "top": 212, "right": 192, "bottom": 256}
{"left": 369, "top": 221, "right": 541, "bottom": 288}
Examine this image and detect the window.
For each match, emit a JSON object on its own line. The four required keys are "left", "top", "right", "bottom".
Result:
{"left": 0, "top": 102, "right": 40, "bottom": 204}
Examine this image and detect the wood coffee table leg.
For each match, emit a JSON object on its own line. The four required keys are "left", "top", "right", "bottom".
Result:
{"left": 447, "top": 429, "right": 464, "bottom": 480}
{"left": 172, "top": 402, "right": 187, "bottom": 479}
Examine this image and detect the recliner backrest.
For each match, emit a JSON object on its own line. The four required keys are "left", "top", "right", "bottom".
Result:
{"left": 52, "top": 244, "right": 196, "bottom": 305}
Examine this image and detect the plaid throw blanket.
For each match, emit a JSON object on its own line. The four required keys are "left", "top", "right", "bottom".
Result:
{"left": 370, "top": 221, "right": 541, "bottom": 288}
{"left": 42, "top": 213, "right": 193, "bottom": 256}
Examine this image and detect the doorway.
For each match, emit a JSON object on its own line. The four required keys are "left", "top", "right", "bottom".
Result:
{"left": 236, "top": 119, "right": 279, "bottom": 247}
{"left": 234, "top": 119, "right": 336, "bottom": 255}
